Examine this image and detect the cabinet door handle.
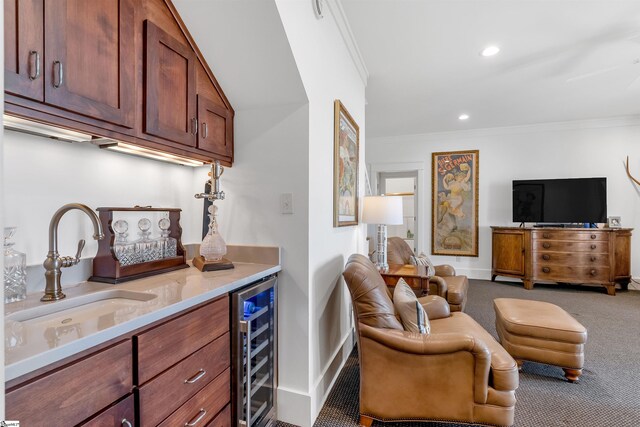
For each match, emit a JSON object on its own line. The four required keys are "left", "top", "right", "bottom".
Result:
{"left": 184, "top": 368, "right": 207, "bottom": 384}
{"left": 590, "top": 269, "right": 597, "bottom": 276}
{"left": 202, "top": 122, "right": 208, "bottom": 139}
{"left": 542, "top": 267, "right": 550, "bottom": 273}
{"left": 543, "top": 243, "right": 551, "bottom": 249}
{"left": 53, "top": 60, "right": 64, "bottom": 88}
{"left": 121, "top": 419, "right": 133, "bottom": 427}
{"left": 29, "top": 51, "right": 41, "bottom": 80}
{"left": 185, "top": 408, "right": 207, "bottom": 426}
{"left": 590, "top": 234, "right": 597, "bottom": 239}
{"left": 591, "top": 244, "right": 597, "bottom": 250}
{"left": 191, "top": 117, "right": 198, "bottom": 135}
{"left": 542, "top": 254, "right": 550, "bottom": 261}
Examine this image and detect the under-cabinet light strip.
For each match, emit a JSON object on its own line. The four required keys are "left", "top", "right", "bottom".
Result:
{"left": 99, "top": 142, "right": 206, "bottom": 167}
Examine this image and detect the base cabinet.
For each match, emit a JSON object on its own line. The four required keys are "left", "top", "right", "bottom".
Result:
{"left": 491, "top": 227, "right": 633, "bottom": 295}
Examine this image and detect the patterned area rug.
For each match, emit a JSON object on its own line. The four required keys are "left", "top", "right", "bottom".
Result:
{"left": 278, "top": 279, "right": 640, "bottom": 427}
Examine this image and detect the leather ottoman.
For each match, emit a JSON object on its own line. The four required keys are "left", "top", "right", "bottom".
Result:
{"left": 494, "top": 298, "right": 588, "bottom": 382}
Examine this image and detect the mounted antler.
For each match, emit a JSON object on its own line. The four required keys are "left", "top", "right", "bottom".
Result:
{"left": 626, "top": 156, "right": 640, "bottom": 186}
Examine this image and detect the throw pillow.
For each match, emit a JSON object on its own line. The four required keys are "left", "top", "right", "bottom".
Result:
{"left": 410, "top": 252, "right": 436, "bottom": 277}
{"left": 393, "top": 278, "right": 430, "bottom": 334}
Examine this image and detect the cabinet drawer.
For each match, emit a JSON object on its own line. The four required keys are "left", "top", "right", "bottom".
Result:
{"left": 206, "top": 405, "right": 231, "bottom": 427}
{"left": 533, "top": 265, "right": 610, "bottom": 282}
{"left": 139, "top": 332, "right": 230, "bottom": 426}
{"left": 136, "top": 295, "right": 229, "bottom": 384}
{"left": 81, "top": 394, "right": 135, "bottom": 427}
{"left": 534, "top": 240, "right": 608, "bottom": 253}
{"left": 533, "top": 230, "right": 608, "bottom": 241}
{"left": 534, "top": 252, "right": 609, "bottom": 267}
{"left": 6, "top": 340, "right": 132, "bottom": 426}
{"left": 158, "top": 367, "right": 230, "bottom": 427}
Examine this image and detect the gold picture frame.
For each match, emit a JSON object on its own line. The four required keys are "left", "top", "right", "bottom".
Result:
{"left": 432, "top": 150, "right": 479, "bottom": 256}
{"left": 333, "top": 100, "right": 359, "bottom": 227}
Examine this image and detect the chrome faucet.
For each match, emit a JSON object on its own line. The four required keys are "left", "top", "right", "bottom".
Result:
{"left": 42, "top": 203, "right": 104, "bottom": 302}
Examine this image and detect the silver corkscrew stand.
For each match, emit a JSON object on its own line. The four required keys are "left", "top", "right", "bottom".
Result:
{"left": 195, "top": 160, "right": 225, "bottom": 202}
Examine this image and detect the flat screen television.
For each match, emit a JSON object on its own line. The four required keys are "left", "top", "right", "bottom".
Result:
{"left": 512, "top": 178, "right": 607, "bottom": 224}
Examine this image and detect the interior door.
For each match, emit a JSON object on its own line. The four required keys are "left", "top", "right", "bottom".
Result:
{"left": 144, "top": 20, "right": 196, "bottom": 147}
{"left": 44, "top": 0, "right": 135, "bottom": 128}
{"left": 379, "top": 171, "right": 419, "bottom": 253}
{"left": 4, "top": 0, "right": 44, "bottom": 101}
{"left": 197, "top": 95, "right": 233, "bottom": 158}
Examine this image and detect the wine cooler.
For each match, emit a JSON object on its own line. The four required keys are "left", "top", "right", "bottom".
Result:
{"left": 232, "top": 275, "right": 278, "bottom": 427}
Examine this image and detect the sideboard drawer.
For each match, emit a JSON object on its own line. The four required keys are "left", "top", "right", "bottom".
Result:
{"left": 6, "top": 339, "right": 132, "bottom": 426}
{"left": 533, "top": 265, "right": 610, "bottom": 282}
{"left": 81, "top": 394, "right": 135, "bottom": 427}
{"left": 533, "top": 230, "right": 608, "bottom": 241}
{"left": 534, "top": 252, "right": 609, "bottom": 267}
{"left": 158, "top": 367, "right": 230, "bottom": 427}
{"left": 136, "top": 295, "right": 229, "bottom": 384}
{"left": 138, "top": 332, "right": 230, "bottom": 426}
{"left": 207, "top": 405, "right": 231, "bottom": 427}
{"left": 534, "top": 240, "right": 609, "bottom": 253}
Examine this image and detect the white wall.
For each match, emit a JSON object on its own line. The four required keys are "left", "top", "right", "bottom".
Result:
{"left": 193, "top": 103, "right": 312, "bottom": 420}
{"left": 3, "top": 132, "right": 203, "bottom": 285}
{"left": 275, "top": 1, "right": 367, "bottom": 425}
{"left": 367, "top": 118, "right": 640, "bottom": 279}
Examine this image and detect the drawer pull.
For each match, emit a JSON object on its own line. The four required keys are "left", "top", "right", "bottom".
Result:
{"left": 121, "top": 419, "right": 133, "bottom": 427}
{"left": 185, "top": 408, "right": 207, "bottom": 426}
{"left": 591, "top": 234, "right": 597, "bottom": 240}
{"left": 543, "top": 243, "right": 551, "bottom": 249}
{"left": 543, "top": 233, "right": 551, "bottom": 239}
{"left": 184, "top": 368, "right": 207, "bottom": 384}
{"left": 542, "top": 254, "right": 550, "bottom": 261}
{"left": 591, "top": 256, "right": 597, "bottom": 262}
{"left": 590, "top": 269, "right": 597, "bottom": 276}
{"left": 542, "top": 267, "right": 550, "bottom": 273}
{"left": 591, "top": 244, "right": 597, "bottom": 250}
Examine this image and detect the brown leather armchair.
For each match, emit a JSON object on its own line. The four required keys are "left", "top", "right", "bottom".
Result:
{"left": 343, "top": 254, "right": 518, "bottom": 427}
{"left": 387, "top": 237, "right": 469, "bottom": 311}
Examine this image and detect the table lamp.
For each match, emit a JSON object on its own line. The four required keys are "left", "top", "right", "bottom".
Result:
{"left": 362, "top": 195, "right": 403, "bottom": 271}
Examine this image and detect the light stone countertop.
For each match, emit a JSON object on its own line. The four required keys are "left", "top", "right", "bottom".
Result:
{"left": 5, "top": 251, "right": 280, "bottom": 382}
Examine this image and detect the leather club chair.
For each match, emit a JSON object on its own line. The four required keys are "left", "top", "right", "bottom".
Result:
{"left": 343, "top": 254, "right": 518, "bottom": 427}
{"left": 387, "top": 237, "right": 469, "bottom": 312}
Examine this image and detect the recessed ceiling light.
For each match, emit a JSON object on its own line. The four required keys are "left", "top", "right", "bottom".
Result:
{"left": 481, "top": 46, "right": 500, "bottom": 57}
{"left": 458, "top": 114, "right": 470, "bottom": 121}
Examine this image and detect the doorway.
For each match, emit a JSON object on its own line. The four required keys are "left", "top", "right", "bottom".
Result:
{"left": 378, "top": 171, "right": 419, "bottom": 253}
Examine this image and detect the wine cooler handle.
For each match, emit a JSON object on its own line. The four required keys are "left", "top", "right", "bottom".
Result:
{"left": 241, "top": 319, "right": 253, "bottom": 427}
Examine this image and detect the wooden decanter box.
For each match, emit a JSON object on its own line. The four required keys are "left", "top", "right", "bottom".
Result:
{"left": 90, "top": 207, "right": 188, "bottom": 284}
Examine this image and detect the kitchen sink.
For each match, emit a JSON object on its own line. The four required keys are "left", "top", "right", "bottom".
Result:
{"left": 5, "top": 290, "right": 159, "bottom": 350}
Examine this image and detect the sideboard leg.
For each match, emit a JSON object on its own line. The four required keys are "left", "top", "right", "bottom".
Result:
{"left": 523, "top": 280, "right": 534, "bottom": 290}
{"left": 360, "top": 415, "right": 374, "bottom": 427}
{"left": 491, "top": 274, "right": 497, "bottom": 282}
{"left": 604, "top": 283, "right": 616, "bottom": 296}
{"left": 563, "top": 368, "right": 582, "bottom": 383}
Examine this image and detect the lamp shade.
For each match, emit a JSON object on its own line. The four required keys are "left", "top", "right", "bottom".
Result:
{"left": 362, "top": 196, "right": 403, "bottom": 225}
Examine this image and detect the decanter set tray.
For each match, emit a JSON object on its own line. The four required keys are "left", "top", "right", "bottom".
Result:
{"left": 90, "top": 207, "right": 188, "bottom": 284}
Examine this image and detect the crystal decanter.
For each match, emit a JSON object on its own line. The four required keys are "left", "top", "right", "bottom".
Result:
{"left": 200, "top": 205, "right": 227, "bottom": 261}
{"left": 158, "top": 217, "right": 177, "bottom": 258}
{"left": 4, "top": 227, "right": 27, "bottom": 303}
{"left": 135, "top": 218, "right": 162, "bottom": 262}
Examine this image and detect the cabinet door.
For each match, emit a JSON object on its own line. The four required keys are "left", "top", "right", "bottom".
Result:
{"left": 80, "top": 394, "right": 135, "bottom": 427}
{"left": 44, "top": 0, "right": 135, "bottom": 128}
{"left": 4, "top": 0, "right": 44, "bottom": 101}
{"left": 197, "top": 95, "right": 233, "bottom": 158}
{"left": 144, "top": 20, "right": 196, "bottom": 147}
{"left": 492, "top": 230, "right": 526, "bottom": 277}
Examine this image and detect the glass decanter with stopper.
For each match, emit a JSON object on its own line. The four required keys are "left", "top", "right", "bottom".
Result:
{"left": 200, "top": 205, "right": 227, "bottom": 261}
{"left": 135, "top": 218, "right": 162, "bottom": 262}
{"left": 4, "top": 227, "right": 27, "bottom": 303}
{"left": 158, "top": 217, "right": 177, "bottom": 258}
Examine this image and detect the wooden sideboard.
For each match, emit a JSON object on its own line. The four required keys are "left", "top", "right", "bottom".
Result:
{"left": 491, "top": 226, "right": 633, "bottom": 295}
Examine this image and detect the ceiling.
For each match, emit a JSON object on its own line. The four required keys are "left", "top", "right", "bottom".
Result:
{"left": 341, "top": 0, "right": 640, "bottom": 138}
{"left": 173, "top": 0, "right": 306, "bottom": 110}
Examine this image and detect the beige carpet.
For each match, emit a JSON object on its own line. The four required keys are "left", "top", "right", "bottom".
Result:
{"left": 279, "top": 279, "right": 640, "bottom": 427}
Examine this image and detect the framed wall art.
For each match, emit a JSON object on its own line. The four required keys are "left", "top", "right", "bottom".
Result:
{"left": 432, "top": 150, "right": 479, "bottom": 256}
{"left": 334, "top": 100, "right": 359, "bottom": 227}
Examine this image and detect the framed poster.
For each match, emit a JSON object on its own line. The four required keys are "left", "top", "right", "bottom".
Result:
{"left": 334, "top": 100, "right": 359, "bottom": 227}
{"left": 432, "top": 150, "right": 479, "bottom": 256}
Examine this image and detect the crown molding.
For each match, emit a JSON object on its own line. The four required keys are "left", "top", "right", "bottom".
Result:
{"left": 369, "top": 115, "right": 640, "bottom": 145}
{"left": 325, "top": 0, "right": 369, "bottom": 86}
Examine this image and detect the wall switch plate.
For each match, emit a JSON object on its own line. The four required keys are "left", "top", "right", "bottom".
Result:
{"left": 281, "top": 193, "right": 293, "bottom": 214}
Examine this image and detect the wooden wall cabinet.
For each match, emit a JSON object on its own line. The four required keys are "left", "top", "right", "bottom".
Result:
{"left": 491, "top": 226, "right": 633, "bottom": 295}
{"left": 6, "top": 296, "right": 232, "bottom": 427}
{"left": 4, "top": 0, "right": 234, "bottom": 165}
